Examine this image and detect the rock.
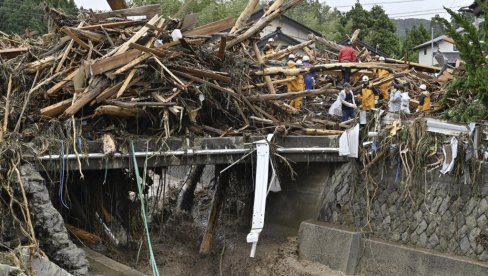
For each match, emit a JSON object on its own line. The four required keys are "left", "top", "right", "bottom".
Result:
{"left": 391, "top": 232, "right": 401, "bottom": 241}
{"left": 426, "top": 221, "right": 437, "bottom": 236}
{"left": 458, "top": 225, "right": 468, "bottom": 237}
{"left": 468, "top": 227, "right": 481, "bottom": 243}
{"left": 476, "top": 244, "right": 484, "bottom": 255}
{"left": 479, "top": 198, "right": 488, "bottom": 214}
{"left": 438, "top": 196, "right": 450, "bottom": 215}
{"left": 477, "top": 214, "right": 487, "bottom": 227}
{"left": 479, "top": 251, "right": 488, "bottom": 261}
{"left": 456, "top": 212, "right": 466, "bottom": 229}
{"left": 414, "top": 210, "right": 423, "bottom": 222}
{"left": 383, "top": 216, "right": 391, "bottom": 225}
{"left": 418, "top": 232, "right": 428, "bottom": 247}
{"left": 416, "top": 220, "right": 428, "bottom": 234}
{"left": 466, "top": 215, "right": 477, "bottom": 230}
{"left": 431, "top": 196, "right": 443, "bottom": 213}
{"left": 428, "top": 234, "right": 440, "bottom": 248}
{"left": 439, "top": 237, "right": 448, "bottom": 251}
{"left": 464, "top": 198, "right": 477, "bottom": 215}
{"left": 401, "top": 232, "right": 409, "bottom": 243}
{"left": 460, "top": 236, "right": 470, "bottom": 253}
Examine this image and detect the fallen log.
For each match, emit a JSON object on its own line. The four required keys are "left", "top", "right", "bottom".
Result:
{"left": 264, "top": 40, "right": 314, "bottom": 60}
{"left": 40, "top": 98, "right": 73, "bottom": 118}
{"left": 308, "top": 34, "right": 343, "bottom": 51}
{"left": 229, "top": 0, "right": 259, "bottom": 34}
{"left": 248, "top": 87, "right": 337, "bottom": 101}
{"left": 242, "top": 77, "right": 295, "bottom": 89}
{"left": 302, "top": 128, "right": 343, "bottom": 135}
{"left": 254, "top": 62, "right": 408, "bottom": 76}
{"left": 226, "top": 0, "right": 303, "bottom": 49}
{"left": 252, "top": 42, "right": 276, "bottom": 94}
{"left": 94, "top": 105, "right": 147, "bottom": 117}
{"left": 93, "top": 4, "right": 160, "bottom": 20}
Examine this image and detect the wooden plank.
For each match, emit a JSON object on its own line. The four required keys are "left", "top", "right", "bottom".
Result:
{"left": 252, "top": 42, "right": 276, "bottom": 94}
{"left": 61, "top": 78, "right": 109, "bottom": 119}
{"left": 94, "top": 105, "right": 146, "bottom": 117}
{"left": 80, "top": 20, "right": 145, "bottom": 30}
{"left": 106, "top": 0, "right": 128, "bottom": 10}
{"left": 0, "top": 47, "right": 28, "bottom": 59}
{"left": 152, "top": 58, "right": 186, "bottom": 90}
{"left": 254, "top": 62, "right": 408, "bottom": 76}
{"left": 93, "top": 4, "right": 160, "bottom": 20}
{"left": 217, "top": 36, "right": 227, "bottom": 60}
{"left": 174, "top": 71, "right": 237, "bottom": 97}
{"left": 116, "top": 69, "right": 137, "bottom": 98}
{"left": 47, "top": 69, "right": 80, "bottom": 96}
{"left": 111, "top": 15, "right": 160, "bottom": 56}
{"left": 56, "top": 22, "right": 84, "bottom": 73}
{"left": 60, "top": 27, "right": 91, "bottom": 50}
{"left": 199, "top": 165, "right": 229, "bottom": 255}
{"left": 40, "top": 98, "right": 73, "bottom": 117}
{"left": 184, "top": 17, "right": 235, "bottom": 36}
{"left": 90, "top": 49, "right": 141, "bottom": 75}
{"left": 128, "top": 42, "right": 165, "bottom": 57}
{"left": 170, "top": 65, "right": 231, "bottom": 83}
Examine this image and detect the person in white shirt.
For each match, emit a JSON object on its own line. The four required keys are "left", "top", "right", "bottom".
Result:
{"left": 388, "top": 83, "right": 402, "bottom": 112}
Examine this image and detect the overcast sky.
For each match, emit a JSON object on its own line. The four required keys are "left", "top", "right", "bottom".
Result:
{"left": 74, "top": 0, "right": 475, "bottom": 19}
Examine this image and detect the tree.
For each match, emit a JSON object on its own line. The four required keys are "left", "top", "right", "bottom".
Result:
{"left": 436, "top": 4, "right": 488, "bottom": 122}
{"left": 401, "top": 23, "right": 430, "bottom": 61}
{"left": 0, "top": 0, "right": 78, "bottom": 34}
{"left": 340, "top": 3, "right": 401, "bottom": 57}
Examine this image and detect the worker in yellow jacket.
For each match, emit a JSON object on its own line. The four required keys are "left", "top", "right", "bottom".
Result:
{"left": 416, "top": 84, "right": 431, "bottom": 112}
{"left": 263, "top": 38, "right": 276, "bottom": 56}
{"left": 358, "top": 76, "right": 375, "bottom": 110}
{"left": 374, "top": 56, "right": 391, "bottom": 101}
{"left": 287, "top": 60, "right": 305, "bottom": 109}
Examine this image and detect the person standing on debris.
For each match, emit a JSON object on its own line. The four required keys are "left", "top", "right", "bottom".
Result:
{"left": 287, "top": 54, "right": 296, "bottom": 62}
{"left": 302, "top": 55, "right": 315, "bottom": 90}
{"left": 388, "top": 83, "right": 403, "bottom": 112}
{"left": 287, "top": 60, "right": 305, "bottom": 109}
{"left": 416, "top": 84, "right": 431, "bottom": 112}
{"left": 338, "top": 40, "right": 357, "bottom": 84}
{"left": 400, "top": 90, "right": 411, "bottom": 114}
{"left": 339, "top": 82, "right": 357, "bottom": 121}
{"left": 374, "top": 56, "right": 391, "bottom": 101}
{"left": 358, "top": 76, "right": 375, "bottom": 110}
{"left": 263, "top": 38, "right": 276, "bottom": 56}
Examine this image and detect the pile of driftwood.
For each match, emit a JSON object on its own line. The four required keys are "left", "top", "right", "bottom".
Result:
{"left": 0, "top": 0, "right": 460, "bottom": 140}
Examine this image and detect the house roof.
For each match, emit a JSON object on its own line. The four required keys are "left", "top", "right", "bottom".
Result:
{"left": 336, "top": 38, "right": 389, "bottom": 58}
{"left": 412, "top": 28, "right": 463, "bottom": 50}
{"left": 249, "top": 9, "right": 324, "bottom": 38}
{"left": 258, "top": 28, "right": 302, "bottom": 49}
{"left": 467, "top": 0, "right": 485, "bottom": 16}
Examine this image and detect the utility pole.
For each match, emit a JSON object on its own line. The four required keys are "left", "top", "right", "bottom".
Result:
{"left": 431, "top": 27, "right": 434, "bottom": 66}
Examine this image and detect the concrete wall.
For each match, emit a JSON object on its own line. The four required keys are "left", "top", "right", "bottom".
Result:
{"left": 299, "top": 220, "right": 488, "bottom": 276}
{"left": 264, "top": 163, "right": 335, "bottom": 237}
{"left": 317, "top": 161, "right": 488, "bottom": 263}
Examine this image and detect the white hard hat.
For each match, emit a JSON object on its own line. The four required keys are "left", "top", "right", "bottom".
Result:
{"left": 419, "top": 84, "right": 427, "bottom": 91}
{"left": 288, "top": 54, "right": 296, "bottom": 59}
{"left": 303, "top": 55, "right": 310, "bottom": 61}
{"left": 362, "top": 76, "right": 369, "bottom": 82}
{"left": 379, "top": 56, "right": 385, "bottom": 61}
{"left": 268, "top": 38, "right": 275, "bottom": 42}
{"left": 296, "top": 60, "right": 303, "bottom": 66}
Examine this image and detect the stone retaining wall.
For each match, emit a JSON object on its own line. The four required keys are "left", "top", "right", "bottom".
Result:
{"left": 318, "top": 161, "right": 488, "bottom": 262}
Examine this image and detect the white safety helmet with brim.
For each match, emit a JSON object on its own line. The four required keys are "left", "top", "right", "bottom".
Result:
{"left": 303, "top": 55, "right": 310, "bottom": 61}
{"left": 362, "top": 76, "right": 369, "bottom": 82}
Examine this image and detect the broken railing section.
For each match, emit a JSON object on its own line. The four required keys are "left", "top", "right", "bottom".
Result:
{"left": 247, "top": 135, "right": 273, "bottom": 257}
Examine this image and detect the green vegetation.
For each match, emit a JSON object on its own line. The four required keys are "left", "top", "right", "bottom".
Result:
{"left": 0, "top": 0, "right": 77, "bottom": 34}
{"left": 401, "top": 23, "right": 430, "bottom": 61}
{"left": 437, "top": 2, "right": 488, "bottom": 122}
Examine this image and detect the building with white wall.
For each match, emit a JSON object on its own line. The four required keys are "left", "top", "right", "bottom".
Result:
{"left": 413, "top": 34, "right": 459, "bottom": 67}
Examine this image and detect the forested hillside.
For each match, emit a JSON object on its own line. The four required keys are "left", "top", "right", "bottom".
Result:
{"left": 0, "top": 0, "right": 77, "bottom": 34}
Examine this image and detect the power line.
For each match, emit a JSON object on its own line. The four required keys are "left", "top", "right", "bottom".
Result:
{"left": 331, "top": 0, "right": 426, "bottom": 9}
{"left": 387, "top": 6, "right": 463, "bottom": 16}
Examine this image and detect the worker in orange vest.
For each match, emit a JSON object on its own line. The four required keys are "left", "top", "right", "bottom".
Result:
{"left": 416, "top": 84, "right": 431, "bottom": 112}
{"left": 358, "top": 76, "right": 375, "bottom": 111}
